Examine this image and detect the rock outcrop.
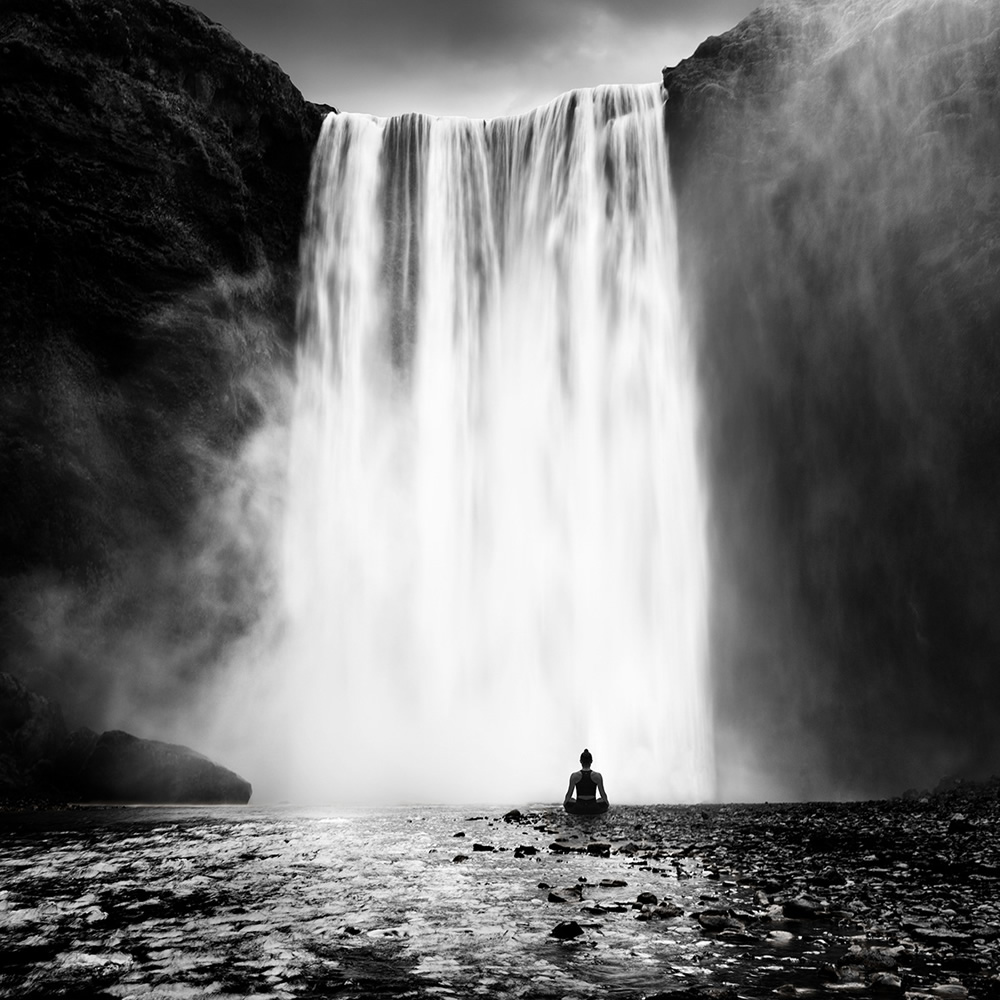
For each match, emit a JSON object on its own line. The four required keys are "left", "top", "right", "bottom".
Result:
{"left": 0, "top": 671, "right": 251, "bottom": 804}
{"left": 79, "top": 729, "right": 251, "bottom": 804}
{"left": 663, "top": 0, "right": 1000, "bottom": 798}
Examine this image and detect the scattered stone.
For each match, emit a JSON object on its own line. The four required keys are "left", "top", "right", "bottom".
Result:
{"left": 548, "top": 885, "right": 583, "bottom": 904}
{"left": 453, "top": 831, "right": 466, "bottom": 837}
{"left": 549, "top": 841, "right": 578, "bottom": 854}
{"left": 696, "top": 909, "right": 745, "bottom": 932}
{"left": 550, "top": 920, "right": 584, "bottom": 940}
{"left": 582, "top": 902, "right": 628, "bottom": 914}
{"left": 842, "top": 943, "right": 902, "bottom": 971}
{"left": 586, "top": 842, "right": 611, "bottom": 856}
{"left": 452, "top": 854, "right": 469, "bottom": 863}
{"left": 870, "top": 972, "right": 903, "bottom": 989}
{"left": 600, "top": 878, "right": 628, "bottom": 888}
{"left": 636, "top": 902, "right": 684, "bottom": 921}
{"left": 502, "top": 809, "right": 523, "bottom": 823}
{"left": 636, "top": 891, "right": 658, "bottom": 905}
{"left": 923, "top": 984, "right": 969, "bottom": 999}
{"left": 783, "top": 895, "right": 825, "bottom": 919}
{"left": 768, "top": 929, "right": 797, "bottom": 944}
{"left": 472, "top": 843, "right": 495, "bottom": 852}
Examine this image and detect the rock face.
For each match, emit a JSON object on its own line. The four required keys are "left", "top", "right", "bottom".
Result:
{"left": 664, "top": 0, "right": 1000, "bottom": 798}
{"left": 0, "top": 672, "right": 251, "bottom": 804}
{"left": 1, "top": 0, "right": 323, "bottom": 364}
{"left": 1, "top": 0, "right": 325, "bottom": 575}
{"left": 0, "top": 0, "right": 328, "bottom": 721}
{"left": 0, "top": 672, "right": 67, "bottom": 796}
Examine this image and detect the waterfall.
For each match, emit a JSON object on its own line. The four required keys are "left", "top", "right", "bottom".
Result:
{"left": 280, "top": 83, "right": 712, "bottom": 804}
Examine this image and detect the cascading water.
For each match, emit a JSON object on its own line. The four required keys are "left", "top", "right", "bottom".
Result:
{"left": 280, "top": 83, "right": 712, "bottom": 804}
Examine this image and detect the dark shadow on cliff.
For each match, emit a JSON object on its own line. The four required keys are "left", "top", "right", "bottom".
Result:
{"left": 665, "top": 0, "right": 1000, "bottom": 798}
{"left": 0, "top": 0, "right": 325, "bottom": 731}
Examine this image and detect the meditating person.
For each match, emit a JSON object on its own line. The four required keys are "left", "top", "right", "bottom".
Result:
{"left": 563, "top": 748, "right": 609, "bottom": 814}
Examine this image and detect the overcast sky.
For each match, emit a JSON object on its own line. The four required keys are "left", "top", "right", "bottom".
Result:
{"left": 184, "top": 0, "right": 758, "bottom": 118}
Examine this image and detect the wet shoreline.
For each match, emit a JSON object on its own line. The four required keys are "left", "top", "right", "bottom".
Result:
{"left": 1, "top": 790, "right": 998, "bottom": 998}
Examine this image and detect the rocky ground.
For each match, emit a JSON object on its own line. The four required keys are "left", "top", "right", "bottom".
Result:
{"left": 1, "top": 783, "right": 998, "bottom": 998}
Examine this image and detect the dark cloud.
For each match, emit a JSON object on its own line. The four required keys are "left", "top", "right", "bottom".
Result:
{"left": 185, "top": 0, "right": 757, "bottom": 116}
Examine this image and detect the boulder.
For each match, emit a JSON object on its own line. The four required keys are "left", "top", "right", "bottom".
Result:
{"left": 78, "top": 729, "right": 251, "bottom": 804}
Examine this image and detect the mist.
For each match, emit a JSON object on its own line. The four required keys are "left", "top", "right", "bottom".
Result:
{"left": 669, "top": 0, "right": 1000, "bottom": 799}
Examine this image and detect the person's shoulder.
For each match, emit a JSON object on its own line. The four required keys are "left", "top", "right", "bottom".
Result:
{"left": 570, "top": 769, "right": 582, "bottom": 779}
{"left": 592, "top": 770, "right": 603, "bottom": 780}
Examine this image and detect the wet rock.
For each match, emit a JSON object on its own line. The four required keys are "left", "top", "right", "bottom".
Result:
{"left": 549, "top": 841, "right": 579, "bottom": 855}
{"left": 502, "top": 809, "right": 523, "bottom": 822}
{"left": 550, "top": 920, "right": 584, "bottom": 940}
{"left": 870, "top": 972, "right": 903, "bottom": 989}
{"left": 79, "top": 730, "right": 251, "bottom": 803}
{"left": 636, "top": 891, "right": 659, "bottom": 905}
{"left": 696, "top": 909, "right": 745, "bottom": 932}
{"left": 471, "top": 843, "right": 495, "bottom": 852}
{"left": 586, "top": 842, "right": 611, "bottom": 857}
{"left": 452, "top": 854, "right": 469, "bottom": 863}
{"left": 452, "top": 831, "right": 466, "bottom": 837}
{"left": 513, "top": 844, "right": 537, "bottom": 857}
{"left": 636, "top": 902, "right": 684, "bottom": 921}
{"left": 600, "top": 878, "right": 628, "bottom": 888}
{"left": 767, "top": 929, "right": 797, "bottom": 944}
{"left": 842, "top": 943, "right": 902, "bottom": 971}
{"left": 783, "top": 895, "right": 825, "bottom": 919}
{"left": 548, "top": 885, "right": 583, "bottom": 904}
{"left": 582, "top": 902, "right": 628, "bottom": 914}
{"left": 910, "top": 984, "right": 969, "bottom": 999}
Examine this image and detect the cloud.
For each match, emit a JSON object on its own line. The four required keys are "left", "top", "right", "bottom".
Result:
{"left": 188, "top": 0, "right": 757, "bottom": 116}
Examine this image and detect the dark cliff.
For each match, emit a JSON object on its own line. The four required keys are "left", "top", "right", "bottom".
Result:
{"left": 664, "top": 0, "right": 1000, "bottom": 798}
{"left": 0, "top": 0, "right": 326, "bottom": 715}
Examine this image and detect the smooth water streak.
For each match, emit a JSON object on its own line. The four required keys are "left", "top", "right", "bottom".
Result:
{"left": 279, "top": 84, "right": 711, "bottom": 803}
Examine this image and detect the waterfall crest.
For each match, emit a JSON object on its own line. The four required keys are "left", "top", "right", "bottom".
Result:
{"left": 283, "top": 84, "right": 712, "bottom": 803}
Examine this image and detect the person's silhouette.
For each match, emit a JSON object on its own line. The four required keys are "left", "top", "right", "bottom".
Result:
{"left": 563, "top": 748, "right": 609, "bottom": 814}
